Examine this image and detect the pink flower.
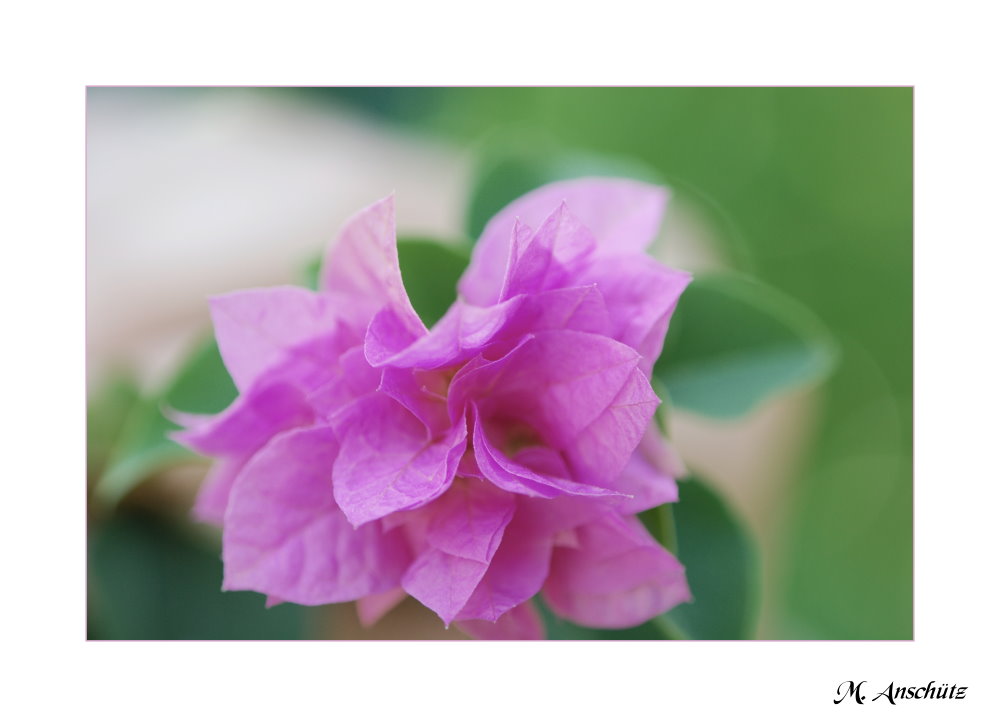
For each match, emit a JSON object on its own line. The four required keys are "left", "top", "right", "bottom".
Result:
{"left": 176, "top": 179, "right": 693, "bottom": 638}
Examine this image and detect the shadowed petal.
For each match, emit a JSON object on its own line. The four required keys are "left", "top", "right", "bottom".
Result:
{"left": 456, "top": 601, "right": 545, "bottom": 640}
{"left": 192, "top": 455, "right": 249, "bottom": 526}
{"left": 543, "top": 513, "right": 690, "bottom": 628}
{"left": 356, "top": 587, "right": 407, "bottom": 627}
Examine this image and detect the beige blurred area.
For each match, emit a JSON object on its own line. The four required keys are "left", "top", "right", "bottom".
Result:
{"left": 87, "top": 88, "right": 818, "bottom": 639}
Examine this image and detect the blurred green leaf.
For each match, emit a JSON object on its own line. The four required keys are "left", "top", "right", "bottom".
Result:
{"left": 93, "top": 338, "right": 237, "bottom": 506}
{"left": 89, "top": 511, "right": 306, "bottom": 639}
{"left": 301, "top": 237, "right": 471, "bottom": 327}
{"left": 396, "top": 238, "right": 470, "bottom": 327}
{"left": 87, "top": 374, "right": 141, "bottom": 482}
{"left": 465, "top": 136, "right": 663, "bottom": 240}
{"left": 655, "top": 273, "right": 838, "bottom": 418}
{"left": 656, "top": 476, "right": 759, "bottom": 639}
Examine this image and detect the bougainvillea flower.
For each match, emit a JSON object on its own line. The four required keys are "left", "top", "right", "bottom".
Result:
{"left": 175, "top": 178, "right": 694, "bottom": 639}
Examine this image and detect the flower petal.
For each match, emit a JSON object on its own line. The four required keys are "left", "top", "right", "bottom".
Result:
{"left": 451, "top": 329, "right": 648, "bottom": 458}
{"left": 472, "top": 409, "right": 620, "bottom": 499}
{"left": 461, "top": 178, "right": 668, "bottom": 305}
{"left": 370, "top": 284, "right": 611, "bottom": 371}
{"left": 454, "top": 515, "right": 554, "bottom": 622}
{"left": 209, "top": 287, "right": 352, "bottom": 391}
{"left": 331, "top": 393, "right": 466, "bottom": 526}
{"left": 456, "top": 601, "right": 545, "bottom": 640}
{"left": 543, "top": 513, "right": 690, "bottom": 628}
{"left": 425, "top": 478, "right": 516, "bottom": 563}
{"left": 401, "top": 548, "right": 489, "bottom": 625}
{"left": 612, "top": 425, "right": 681, "bottom": 514}
{"left": 192, "top": 455, "right": 249, "bottom": 526}
{"left": 583, "top": 256, "right": 691, "bottom": 374}
{"left": 356, "top": 587, "right": 407, "bottom": 627}
{"left": 500, "top": 202, "right": 596, "bottom": 299}
{"left": 174, "top": 381, "right": 314, "bottom": 456}
{"left": 562, "top": 367, "right": 660, "bottom": 487}
{"left": 222, "top": 425, "right": 409, "bottom": 605}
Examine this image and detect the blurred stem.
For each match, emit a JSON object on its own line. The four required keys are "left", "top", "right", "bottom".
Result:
{"left": 654, "top": 613, "right": 690, "bottom": 640}
{"left": 658, "top": 503, "right": 679, "bottom": 556}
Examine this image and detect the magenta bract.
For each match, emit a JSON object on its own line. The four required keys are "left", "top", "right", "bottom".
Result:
{"left": 175, "top": 179, "right": 694, "bottom": 638}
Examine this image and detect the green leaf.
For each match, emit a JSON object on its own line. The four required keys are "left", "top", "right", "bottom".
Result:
{"left": 653, "top": 476, "right": 759, "bottom": 639}
{"left": 93, "top": 338, "right": 237, "bottom": 506}
{"left": 88, "top": 511, "right": 306, "bottom": 639}
{"left": 396, "top": 238, "right": 470, "bottom": 327}
{"left": 300, "top": 237, "right": 472, "bottom": 327}
{"left": 465, "top": 136, "right": 663, "bottom": 240}
{"left": 655, "top": 273, "right": 838, "bottom": 418}
{"left": 87, "top": 374, "right": 141, "bottom": 483}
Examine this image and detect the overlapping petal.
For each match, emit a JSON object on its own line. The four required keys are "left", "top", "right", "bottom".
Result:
{"left": 222, "top": 425, "right": 410, "bottom": 605}
{"left": 330, "top": 393, "right": 467, "bottom": 527}
{"left": 461, "top": 178, "right": 668, "bottom": 305}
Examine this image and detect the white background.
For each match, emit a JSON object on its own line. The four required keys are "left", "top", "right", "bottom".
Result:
{"left": 3, "top": 1, "right": 998, "bottom": 725}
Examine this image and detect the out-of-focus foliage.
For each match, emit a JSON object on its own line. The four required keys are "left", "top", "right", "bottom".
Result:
{"left": 89, "top": 511, "right": 306, "bottom": 639}
{"left": 656, "top": 274, "right": 837, "bottom": 417}
{"left": 91, "top": 339, "right": 237, "bottom": 506}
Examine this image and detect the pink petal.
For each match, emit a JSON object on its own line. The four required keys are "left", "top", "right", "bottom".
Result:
{"left": 401, "top": 549, "right": 489, "bottom": 625}
{"left": 209, "top": 286, "right": 352, "bottom": 391}
{"left": 543, "top": 513, "right": 691, "bottom": 628}
{"left": 222, "top": 425, "right": 410, "bottom": 605}
{"left": 612, "top": 424, "right": 681, "bottom": 514}
{"left": 500, "top": 202, "right": 596, "bottom": 299}
{"left": 305, "top": 345, "right": 381, "bottom": 420}
{"left": 583, "top": 256, "right": 691, "bottom": 375}
{"left": 461, "top": 178, "right": 667, "bottom": 305}
{"left": 425, "top": 478, "right": 516, "bottom": 563}
{"left": 330, "top": 393, "right": 466, "bottom": 526}
{"left": 451, "top": 330, "right": 647, "bottom": 458}
{"left": 173, "top": 381, "right": 314, "bottom": 456}
{"left": 562, "top": 367, "right": 660, "bottom": 487}
{"left": 370, "top": 284, "right": 611, "bottom": 371}
{"left": 377, "top": 366, "right": 453, "bottom": 435}
{"left": 319, "top": 194, "right": 425, "bottom": 344}
{"left": 456, "top": 601, "right": 545, "bottom": 640}
{"left": 356, "top": 587, "right": 407, "bottom": 627}
{"left": 472, "top": 409, "right": 620, "bottom": 499}
{"left": 192, "top": 454, "right": 249, "bottom": 526}
{"left": 453, "top": 515, "right": 554, "bottom": 622}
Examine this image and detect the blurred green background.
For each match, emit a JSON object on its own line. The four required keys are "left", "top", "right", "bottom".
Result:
{"left": 87, "top": 88, "right": 911, "bottom": 639}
